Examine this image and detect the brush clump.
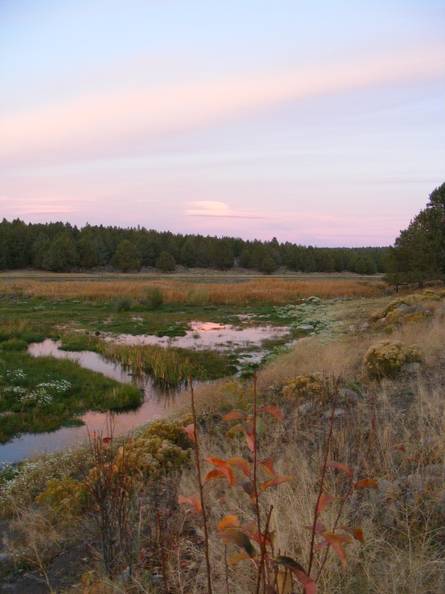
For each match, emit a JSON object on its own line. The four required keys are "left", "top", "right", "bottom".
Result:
{"left": 364, "top": 340, "right": 422, "bottom": 378}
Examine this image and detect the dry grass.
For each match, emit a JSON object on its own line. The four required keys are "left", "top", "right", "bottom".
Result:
{"left": 1, "top": 277, "right": 385, "bottom": 304}
{"left": 175, "top": 296, "right": 445, "bottom": 593}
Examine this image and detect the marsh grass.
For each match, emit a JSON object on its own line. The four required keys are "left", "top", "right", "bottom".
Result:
{"left": 98, "top": 342, "right": 237, "bottom": 388}
{"left": 1, "top": 277, "right": 384, "bottom": 304}
{"left": 0, "top": 351, "right": 142, "bottom": 443}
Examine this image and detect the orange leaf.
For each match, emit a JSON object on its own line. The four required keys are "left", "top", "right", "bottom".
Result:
{"left": 183, "top": 424, "right": 196, "bottom": 443}
{"left": 245, "top": 430, "right": 255, "bottom": 452}
{"left": 260, "top": 475, "right": 292, "bottom": 491}
{"left": 322, "top": 532, "right": 351, "bottom": 568}
{"left": 206, "top": 457, "right": 235, "bottom": 486}
{"left": 316, "top": 493, "right": 334, "bottom": 515}
{"left": 218, "top": 515, "right": 240, "bottom": 532}
{"left": 328, "top": 462, "right": 353, "bottom": 478}
{"left": 227, "top": 456, "right": 251, "bottom": 477}
{"left": 204, "top": 469, "right": 225, "bottom": 482}
{"left": 223, "top": 410, "right": 245, "bottom": 421}
{"left": 260, "top": 458, "right": 276, "bottom": 477}
{"left": 354, "top": 478, "right": 378, "bottom": 490}
{"left": 220, "top": 528, "right": 256, "bottom": 557}
{"left": 178, "top": 494, "right": 202, "bottom": 514}
{"left": 259, "top": 404, "right": 284, "bottom": 421}
{"left": 227, "top": 551, "right": 250, "bottom": 565}
{"left": 275, "top": 556, "right": 317, "bottom": 594}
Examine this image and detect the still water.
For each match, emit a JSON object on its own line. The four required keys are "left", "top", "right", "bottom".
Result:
{"left": 0, "top": 340, "right": 181, "bottom": 464}
{"left": 0, "top": 322, "right": 291, "bottom": 464}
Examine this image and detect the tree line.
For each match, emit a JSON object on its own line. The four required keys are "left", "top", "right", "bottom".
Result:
{"left": 0, "top": 219, "right": 388, "bottom": 274}
{"left": 386, "top": 182, "right": 445, "bottom": 287}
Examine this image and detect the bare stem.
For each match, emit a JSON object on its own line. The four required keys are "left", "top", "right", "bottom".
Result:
{"left": 190, "top": 377, "right": 213, "bottom": 594}
{"left": 308, "top": 387, "right": 337, "bottom": 576}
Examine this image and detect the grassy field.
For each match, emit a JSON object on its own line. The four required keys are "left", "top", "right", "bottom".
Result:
{"left": 0, "top": 270, "right": 385, "bottom": 303}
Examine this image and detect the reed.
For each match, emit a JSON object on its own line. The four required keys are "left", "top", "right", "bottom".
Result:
{"left": 1, "top": 277, "right": 384, "bottom": 304}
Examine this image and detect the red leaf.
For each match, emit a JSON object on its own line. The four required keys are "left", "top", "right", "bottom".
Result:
{"left": 322, "top": 532, "right": 351, "bottom": 567}
{"left": 259, "top": 404, "right": 284, "bottom": 421}
{"left": 328, "top": 462, "right": 353, "bottom": 478}
{"left": 260, "top": 458, "right": 276, "bottom": 477}
{"left": 260, "top": 475, "right": 292, "bottom": 491}
{"left": 178, "top": 494, "right": 202, "bottom": 514}
{"left": 183, "top": 423, "right": 196, "bottom": 443}
{"left": 204, "top": 469, "right": 225, "bottom": 482}
{"left": 206, "top": 457, "right": 235, "bottom": 486}
{"left": 316, "top": 493, "right": 334, "bottom": 515}
{"left": 354, "top": 478, "right": 378, "bottom": 490}
{"left": 223, "top": 410, "right": 245, "bottom": 421}
{"left": 340, "top": 526, "right": 365, "bottom": 542}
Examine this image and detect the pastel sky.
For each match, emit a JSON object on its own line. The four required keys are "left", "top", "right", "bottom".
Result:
{"left": 1, "top": 1, "right": 445, "bottom": 246}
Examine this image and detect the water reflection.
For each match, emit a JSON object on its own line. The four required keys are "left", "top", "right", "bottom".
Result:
{"left": 109, "top": 320, "right": 290, "bottom": 350}
{"left": 0, "top": 340, "right": 180, "bottom": 464}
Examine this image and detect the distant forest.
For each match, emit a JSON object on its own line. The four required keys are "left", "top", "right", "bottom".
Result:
{"left": 0, "top": 219, "right": 387, "bottom": 274}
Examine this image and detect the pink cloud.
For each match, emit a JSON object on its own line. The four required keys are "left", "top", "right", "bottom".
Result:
{"left": 2, "top": 43, "right": 444, "bottom": 164}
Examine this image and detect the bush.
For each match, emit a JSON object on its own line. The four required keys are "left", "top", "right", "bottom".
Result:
{"left": 282, "top": 373, "right": 324, "bottom": 399}
{"left": 113, "top": 297, "right": 132, "bottom": 312}
{"left": 36, "top": 477, "right": 88, "bottom": 515}
{"left": 0, "top": 338, "right": 28, "bottom": 351}
{"left": 140, "top": 287, "right": 163, "bottom": 310}
{"left": 364, "top": 340, "right": 422, "bottom": 379}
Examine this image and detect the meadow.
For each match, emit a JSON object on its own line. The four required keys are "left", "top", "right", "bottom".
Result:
{"left": 2, "top": 274, "right": 444, "bottom": 594}
{"left": 0, "top": 272, "right": 386, "bottom": 445}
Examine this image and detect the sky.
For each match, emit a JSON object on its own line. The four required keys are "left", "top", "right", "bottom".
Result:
{"left": 1, "top": 0, "right": 445, "bottom": 246}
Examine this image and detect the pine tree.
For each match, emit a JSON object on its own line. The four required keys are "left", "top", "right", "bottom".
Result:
{"left": 156, "top": 251, "right": 176, "bottom": 272}
{"left": 112, "top": 240, "right": 141, "bottom": 272}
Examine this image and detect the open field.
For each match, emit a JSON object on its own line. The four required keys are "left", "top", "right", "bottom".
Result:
{"left": 0, "top": 271, "right": 385, "bottom": 304}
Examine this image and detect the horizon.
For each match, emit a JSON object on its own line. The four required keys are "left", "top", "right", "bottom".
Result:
{"left": 2, "top": 1, "right": 445, "bottom": 247}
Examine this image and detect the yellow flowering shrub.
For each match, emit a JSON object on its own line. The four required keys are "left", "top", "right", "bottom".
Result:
{"left": 364, "top": 340, "right": 422, "bottom": 379}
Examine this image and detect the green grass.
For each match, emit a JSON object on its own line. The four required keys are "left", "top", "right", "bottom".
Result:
{"left": 0, "top": 350, "right": 142, "bottom": 443}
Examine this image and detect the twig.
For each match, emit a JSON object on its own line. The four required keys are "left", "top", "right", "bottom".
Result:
{"left": 190, "top": 377, "right": 213, "bottom": 594}
{"left": 308, "top": 387, "right": 337, "bottom": 576}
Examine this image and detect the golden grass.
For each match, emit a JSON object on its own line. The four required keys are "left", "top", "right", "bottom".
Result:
{"left": 1, "top": 277, "right": 385, "bottom": 304}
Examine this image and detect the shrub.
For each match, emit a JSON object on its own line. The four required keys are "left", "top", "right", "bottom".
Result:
{"left": 364, "top": 340, "right": 422, "bottom": 379}
{"left": 140, "top": 287, "right": 163, "bottom": 310}
{"left": 0, "top": 338, "right": 28, "bottom": 351}
{"left": 36, "top": 477, "right": 88, "bottom": 516}
{"left": 282, "top": 373, "right": 324, "bottom": 399}
{"left": 112, "top": 297, "right": 132, "bottom": 312}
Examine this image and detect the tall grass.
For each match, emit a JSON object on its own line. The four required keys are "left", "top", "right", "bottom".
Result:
{"left": 1, "top": 277, "right": 385, "bottom": 304}
{"left": 98, "top": 342, "right": 236, "bottom": 388}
